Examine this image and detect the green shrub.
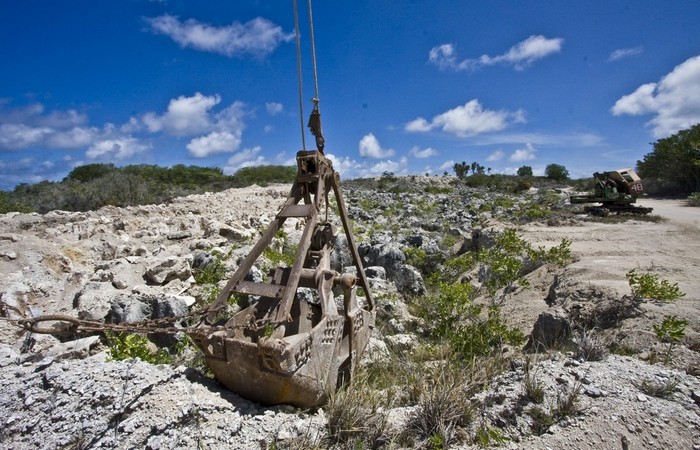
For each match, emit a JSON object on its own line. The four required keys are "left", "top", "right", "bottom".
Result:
{"left": 687, "top": 192, "right": 700, "bottom": 207}
{"left": 637, "top": 377, "right": 679, "bottom": 399}
{"left": 528, "top": 238, "right": 572, "bottom": 267}
{"left": 0, "top": 191, "right": 32, "bottom": 214}
{"left": 194, "top": 258, "right": 227, "bottom": 285}
{"left": 516, "top": 179, "right": 533, "bottom": 191}
{"left": 418, "top": 282, "right": 523, "bottom": 362}
{"left": 653, "top": 315, "right": 688, "bottom": 364}
{"left": 478, "top": 229, "right": 532, "bottom": 301}
{"left": 626, "top": 269, "right": 685, "bottom": 302}
{"left": 104, "top": 331, "right": 171, "bottom": 364}
{"left": 527, "top": 406, "right": 554, "bottom": 435}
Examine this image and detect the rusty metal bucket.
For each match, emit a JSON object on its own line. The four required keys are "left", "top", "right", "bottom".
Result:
{"left": 190, "top": 151, "right": 375, "bottom": 407}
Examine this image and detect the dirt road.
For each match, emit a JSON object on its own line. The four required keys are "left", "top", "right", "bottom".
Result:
{"left": 639, "top": 198, "right": 700, "bottom": 227}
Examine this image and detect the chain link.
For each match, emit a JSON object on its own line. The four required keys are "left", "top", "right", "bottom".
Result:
{"left": 0, "top": 300, "right": 276, "bottom": 336}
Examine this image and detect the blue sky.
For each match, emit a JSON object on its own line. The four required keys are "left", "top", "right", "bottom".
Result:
{"left": 2, "top": 0, "right": 700, "bottom": 190}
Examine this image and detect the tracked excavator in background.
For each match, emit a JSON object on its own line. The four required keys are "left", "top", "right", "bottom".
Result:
{"left": 569, "top": 168, "right": 653, "bottom": 216}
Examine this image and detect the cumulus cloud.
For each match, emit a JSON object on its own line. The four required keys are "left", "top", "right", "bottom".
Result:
{"left": 367, "top": 157, "right": 408, "bottom": 176}
{"left": 429, "top": 35, "right": 563, "bottom": 72}
{"left": 439, "top": 160, "right": 455, "bottom": 172}
{"left": 265, "top": 102, "right": 283, "bottom": 115}
{"left": 611, "top": 55, "right": 700, "bottom": 137}
{"left": 326, "top": 153, "right": 362, "bottom": 177}
{"left": 486, "top": 149, "right": 504, "bottom": 162}
{"left": 608, "top": 46, "right": 643, "bottom": 62}
{"left": 509, "top": 143, "right": 537, "bottom": 162}
{"left": 0, "top": 103, "right": 94, "bottom": 150}
{"left": 409, "top": 146, "right": 438, "bottom": 159}
{"left": 146, "top": 15, "right": 294, "bottom": 58}
{"left": 223, "top": 146, "right": 268, "bottom": 174}
{"left": 187, "top": 131, "right": 241, "bottom": 157}
{"left": 405, "top": 99, "right": 526, "bottom": 137}
{"left": 359, "top": 133, "right": 395, "bottom": 158}
{"left": 141, "top": 94, "right": 246, "bottom": 157}
{"left": 142, "top": 92, "right": 220, "bottom": 136}
{"left": 86, "top": 137, "right": 151, "bottom": 159}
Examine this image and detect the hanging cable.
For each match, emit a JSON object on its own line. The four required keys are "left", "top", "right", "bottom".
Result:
{"left": 305, "top": 0, "right": 325, "bottom": 153}
{"left": 307, "top": 0, "right": 320, "bottom": 106}
{"left": 293, "top": 0, "right": 306, "bottom": 151}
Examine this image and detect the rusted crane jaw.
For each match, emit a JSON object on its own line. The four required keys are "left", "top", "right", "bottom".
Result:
{"left": 190, "top": 150, "right": 376, "bottom": 407}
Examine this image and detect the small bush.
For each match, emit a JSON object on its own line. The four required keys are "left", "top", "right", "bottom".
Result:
{"left": 408, "top": 367, "right": 475, "bottom": 448}
{"left": 572, "top": 330, "right": 608, "bottom": 361}
{"left": 553, "top": 381, "right": 583, "bottom": 419}
{"left": 524, "top": 369, "right": 545, "bottom": 404}
{"left": 104, "top": 331, "right": 171, "bottom": 364}
{"left": 687, "top": 192, "right": 700, "bottom": 207}
{"left": 527, "top": 406, "right": 554, "bottom": 435}
{"left": 653, "top": 315, "right": 688, "bottom": 364}
{"left": 324, "top": 374, "right": 388, "bottom": 448}
{"left": 636, "top": 377, "right": 679, "bottom": 399}
{"left": 529, "top": 239, "right": 572, "bottom": 267}
{"left": 627, "top": 269, "right": 685, "bottom": 302}
{"left": 0, "top": 191, "right": 32, "bottom": 214}
{"left": 474, "top": 425, "right": 509, "bottom": 447}
{"left": 193, "top": 258, "right": 227, "bottom": 285}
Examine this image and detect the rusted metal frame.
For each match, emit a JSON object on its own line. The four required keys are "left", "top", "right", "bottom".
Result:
{"left": 272, "top": 162, "right": 328, "bottom": 327}
{"left": 330, "top": 173, "right": 375, "bottom": 310}
{"left": 204, "top": 183, "right": 304, "bottom": 324}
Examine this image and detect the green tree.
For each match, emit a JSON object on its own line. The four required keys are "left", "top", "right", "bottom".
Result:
{"left": 545, "top": 164, "right": 569, "bottom": 181}
{"left": 637, "top": 123, "right": 700, "bottom": 195}
{"left": 453, "top": 161, "right": 469, "bottom": 179}
{"left": 65, "top": 163, "right": 116, "bottom": 182}
{"left": 517, "top": 165, "right": 533, "bottom": 177}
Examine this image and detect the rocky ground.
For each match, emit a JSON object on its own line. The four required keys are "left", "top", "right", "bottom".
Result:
{"left": 0, "top": 178, "right": 698, "bottom": 449}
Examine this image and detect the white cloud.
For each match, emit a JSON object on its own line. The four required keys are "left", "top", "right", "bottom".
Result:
{"left": 146, "top": 15, "right": 294, "bottom": 58}
{"left": 486, "top": 149, "right": 504, "bottom": 162}
{"left": 46, "top": 126, "right": 97, "bottom": 149}
{"left": 223, "top": 146, "right": 268, "bottom": 174}
{"left": 0, "top": 123, "right": 51, "bottom": 149}
{"left": 359, "top": 133, "right": 395, "bottom": 158}
{"left": 439, "top": 160, "right": 455, "bottom": 172}
{"left": 142, "top": 94, "right": 247, "bottom": 157}
{"left": 404, "top": 117, "right": 432, "bottom": 132}
{"left": 187, "top": 131, "right": 241, "bottom": 157}
{"left": 409, "top": 146, "right": 438, "bottom": 159}
{"left": 509, "top": 143, "right": 537, "bottom": 162}
{"left": 265, "top": 102, "right": 283, "bottom": 115}
{"left": 608, "top": 46, "right": 643, "bottom": 62}
{"left": 406, "top": 99, "right": 525, "bottom": 137}
{"left": 86, "top": 137, "right": 151, "bottom": 159}
{"left": 429, "top": 35, "right": 563, "bottom": 72}
{"left": 611, "top": 55, "right": 700, "bottom": 137}
{"left": 326, "top": 153, "right": 362, "bottom": 178}
{"left": 143, "top": 92, "right": 220, "bottom": 136}
{"left": 367, "top": 157, "right": 408, "bottom": 176}
{"left": 0, "top": 103, "right": 93, "bottom": 150}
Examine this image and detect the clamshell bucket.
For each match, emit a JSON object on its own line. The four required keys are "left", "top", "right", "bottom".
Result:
{"left": 189, "top": 151, "right": 375, "bottom": 407}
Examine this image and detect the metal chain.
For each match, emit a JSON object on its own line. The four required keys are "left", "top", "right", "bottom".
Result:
{"left": 0, "top": 300, "right": 278, "bottom": 336}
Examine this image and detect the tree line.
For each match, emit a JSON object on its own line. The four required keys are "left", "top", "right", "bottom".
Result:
{"left": 1, "top": 164, "right": 296, "bottom": 214}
